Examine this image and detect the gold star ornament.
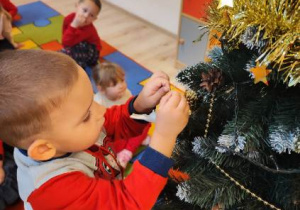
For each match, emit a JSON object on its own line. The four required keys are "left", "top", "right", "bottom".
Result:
{"left": 250, "top": 64, "right": 272, "bottom": 85}
{"left": 217, "top": 0, "right": 234, "bottom": 9}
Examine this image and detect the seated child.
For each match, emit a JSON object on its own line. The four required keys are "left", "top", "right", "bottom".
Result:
{"left": 0, "top": 5, "right": 19, "bottom": 50}
{"left": 0, "top": 140, "right": 19, "bottom": 209}
{"left": 0, "top": 0, "right": 18, "bottom": 20}
{"left": 93, "top": 62, "right": 132, "bottom": 108}
{"left": 0, "top": 49, "right": 190, "bottom": 209}
{"left": 93, "top": 62, "right": 150, "bottom": 167}
{"left": 61, "top": 0, "right": 102, "bottom": 69}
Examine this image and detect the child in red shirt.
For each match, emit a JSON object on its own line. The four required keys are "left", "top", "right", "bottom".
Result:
{"left": 0, "top": 0, "right": 17, "bottom": 20}
{"left": 0, "top": 4, "right": 20, "bottom": 50}
{"left": 61, "top": 0, "right": 101, "bottom": 69}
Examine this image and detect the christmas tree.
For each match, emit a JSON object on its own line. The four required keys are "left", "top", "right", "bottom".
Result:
{"left": 155, "top": 0, "right": 300, "bottom": 209}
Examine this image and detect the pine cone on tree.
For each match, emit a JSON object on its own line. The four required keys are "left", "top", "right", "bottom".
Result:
{"left": 200, "top": 69, "right": 224, "bottom": 92}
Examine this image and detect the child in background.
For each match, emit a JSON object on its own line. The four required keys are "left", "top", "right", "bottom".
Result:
{"left": 93, "top": 62, "right": 132, "bottom": 107}
{"left": 0, "top": 141, "right": 4, "bottom": 184}
{"left": 61, "top": 0, "right": 102, "bottom": 70}
{"left": 93, "top": 62, "right": 149, "bottom": 168}
{"left": 0, "top": 140, "right": 19, "bottom": 209}
{"left": 0, "top": 0, "right": 18, "bottom": 20}
{"left": 0, "top": 5, "right": 19, "bottom": 50}
{"left": 0, "top": 49, "right": 189, "bottom": 209}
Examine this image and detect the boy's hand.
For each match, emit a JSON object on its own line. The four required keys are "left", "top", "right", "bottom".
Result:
{"left": 155, "top": 91, "right": 189, "bottom": 139}
{"left": 150, "top": 91, "right": 190, "bottom": 157}
{"left": 0, "top": 161, "right": 5, "bottom": 185}
{"left": 134, "top": 72, "right": 170, "bottom": 113}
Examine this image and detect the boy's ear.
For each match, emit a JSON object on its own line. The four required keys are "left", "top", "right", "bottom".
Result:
{"left": 28, "top": 140, "right": 56, "bottom": 161}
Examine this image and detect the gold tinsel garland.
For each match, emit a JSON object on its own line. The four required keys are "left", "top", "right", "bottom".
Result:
{"left": 206, "top": 0, "right": 300, "bottom": 86}
{"left": 210, "top": 160, "right": 281, "bottom": 210}
{"left": 201, "top": 92, "right": 281, "bottom": 209}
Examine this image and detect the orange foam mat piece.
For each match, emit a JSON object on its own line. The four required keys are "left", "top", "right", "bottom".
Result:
{"left": 13, "top": 14, "right": 22, "bottom": 21}
{"left": 41, "top": 40, "right": 63, "bottom": 51}
{"left": 100, "top": 40, "right": 117, "bottom": 57}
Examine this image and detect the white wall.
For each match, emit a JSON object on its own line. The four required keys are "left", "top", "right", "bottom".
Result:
{"left": 104, "top": 0, "right": 182, "bottom": 35}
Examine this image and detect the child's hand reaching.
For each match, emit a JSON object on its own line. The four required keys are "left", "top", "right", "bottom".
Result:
{"left": 134, "top": 72, "right": 170, "bottom": 113}
{"left": 150, "top": 91, "right": 190, "bottom": 157}
{"left": 0, "top": 161, "right": 5, "bottom": 185}
{"left": 117, "top": 149, "right": 133, "bottom": 168}
{"left": 156, "top": 91, "right": 189, "bottom": 139}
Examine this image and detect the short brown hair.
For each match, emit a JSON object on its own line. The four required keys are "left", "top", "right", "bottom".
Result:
{"left": 79, "top": 0, "right": 102, "bottom": 10}
{"left": 93, "top": 62, "right": 125, "bottom": 89}
{"left": 0, "top": 50, "right": 78, "bottom": 147}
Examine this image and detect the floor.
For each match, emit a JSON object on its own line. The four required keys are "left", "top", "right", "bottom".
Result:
{"left": 13, "top": 0, "right": 185, "bottom": 89}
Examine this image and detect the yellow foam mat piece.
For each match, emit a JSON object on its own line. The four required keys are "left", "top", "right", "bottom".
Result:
{"left": 19, "top": 40, "right": 38, "bottom": 49}
{"left": 12, "top": 27, "right": 22, "bottom": 36}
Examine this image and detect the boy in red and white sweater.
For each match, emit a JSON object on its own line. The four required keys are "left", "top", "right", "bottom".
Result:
{"left": 62, "top": 0, "right": 101, "bottom": 69}
{"left": 0, "top": 49, "right": 190, "bottom": 210}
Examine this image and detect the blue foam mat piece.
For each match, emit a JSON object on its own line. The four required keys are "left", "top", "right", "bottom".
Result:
{"left": 34, "top": 19, "right": 51, "bottom": 27}
{"left": 15, "top": 1, "right": 59, "bottom": 27}
{"left": 104, "top": 52, "right": 152, "bottom": 95}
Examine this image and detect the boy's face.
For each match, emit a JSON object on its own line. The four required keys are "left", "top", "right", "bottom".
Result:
{"left": 76, "top": 0, "right": 100, "bottom": 26}
{"left": 45, "top": 66, "right": 106, "bottom": 155}
{"left": 102, "top": 79, "right": 127, "bottom": 101}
